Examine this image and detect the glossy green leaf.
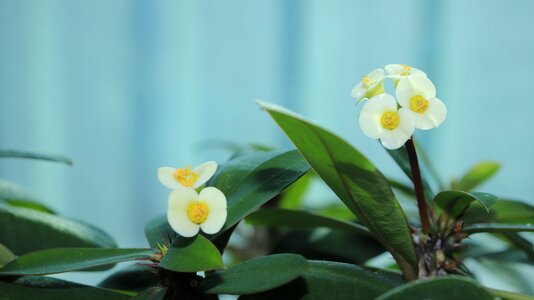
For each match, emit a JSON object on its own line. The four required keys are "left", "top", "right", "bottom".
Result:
{"left": 489, "top": 288, "right": 534, "bottom": 300}
{"left": 462, "top": 223, "right": 534, "bottom": 234}
{"left": 316, "top": 203, "right": 356, "bottom": 221}
{"left": 0, "top": 204, "right": 116, "bottom": 255}
{"left": 144, "top": 214, "right": 174, "bottom": 249}
{"left": 386, "top": 147, "right": 434, "bottom": 202}
{"left": 199, "top": 254, "right": 307, "bottom": 294}
{"left": 492, "top": 200, "right": 534, "bottom": 224}
{"left": 260, "top": 101, "right": 417, "bottom": 280}
{"left": 387, "top": 178, "right": 416, "bottom": 198}
{"left": 0, "top": 244, "right": 15, "bottom": 268}
{"left": 0, "top": 149, "right": 72, "bottom": 165}
{"left": 245, "top": 208, "right": 370, "bottom": 236}
{"left": 452, "top": 161, "right": 500, "bottom": 191}
{"left": 0, "top": 180, "right": 55, "bottom": 214}
{"left": 0, "top": 276, "right": 130, "bottom": 300}
{"left": 375, "top": 276, "right": 495, "bottom": 300}
{"left": 241, "top": 260, "right": 401, "bottom": 300}
{"left": 0, "top": 248, "right": 156, "bottom": 276}
{"left": 99, "top": 266, "right": 161, "bottom": 292}
{"left": 279, "top": 171, "right": 314, "bottom": 209}
{"left": 158, "top": 235, "right": 224, "bottom": 273}
{"left": 434, "top": 190, "right": 498, "bottom": 218}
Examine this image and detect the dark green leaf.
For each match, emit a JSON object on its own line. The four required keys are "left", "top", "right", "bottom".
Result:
{"left": 0, "top": 180, "right": 55, "bottom": 214}
{"left": 489, "top": 288, "right": 534, "bottom": 300}
{"left": 260, "top": 101, "right": 417, "bottom": 280}
{"left": 241, "top": 260, "right": 401, "bottom": 300}
{"left": 462, "top": 223, "right": 534, "bottom": 234}
{"left": 0, "top": 276, "right": 130, "bottom": 300}
{"left": 158, "top": 235, "right": 224, "bottom": 273}
{"left": 0, "top": 204, "right": 116, "bottom": 255}
{"left": 0, "top": 248, "right": 156, "bottom": 276}
{"left": 375, "top": 276, "right": 494, "bottom": 300}
{"left": 99, "top": 266, "right": 161, "bottom": 292}
{"left": 0, "top": 149, "right": 72, "bottom": 165}
{"left": 199, "top": 254, "right": 307, "bottom": 294}
{"left": 434, "top": 190, "right": 498, "bottom": 218}
{"left": 386, "top": 147, "right": 434, "bottom": 202}
{"left": 133, "top": 287, "right": 167, "bottom": 300}
{"left": 145, "top": 214, "right": 174, "bottom": 249}
{"left": 452, "top": 161, "right": 500, "bottom": 191}
{"left": 0, "top": 244, "right": 15, "bottom": 268}
{"left": 245, "top": 208, "right": 370, "bottom": 236}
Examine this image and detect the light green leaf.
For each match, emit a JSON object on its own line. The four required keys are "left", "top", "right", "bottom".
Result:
{"left": 375, "top": 276, "right": 495, "bottom": 300}
{"left": 0, "top": 243, "right": 15, "bottom": 268}
{"left": 260, "top": 101, "right": 417, "bottom": 280}
{"left": 279, "top": 171, "right": 314, "bottom": 209}
{"left": 452, "top": 161, "right": 500, "bottom": 191}
{"left": 0, "top": 248, "right": 156, "bottom": 276}
{"left": 0, "top": 276, "right": 130, "bottom": 300}
{"left": 489, "top": 288, "right": 534, "bottom": 300}
{"left": 199, "top": 254, "right": 307, "bottom": 295}
{"left": 492, "top": 200, "right": 534, "bottom": 224}
{"left": 316, "top": 203, "right": 356, "bottom": 221}
{"left": 0, "top": 204, "right": 116, "bottom": 255}
{"left": 241, "top": 260, "right": 402, "bottom": 300}
{"left": 434, "top": 190, "right": 498, "bottom": 219}
{"left": 462, "top": 223, "right": 534, "bottom": 234}
{"left": 0, "top": 180, "right": 55, "bottom": 214}
{"left": 158, "top": 235, "right": 224, "bottom": 273}
{"left": 0, "top": 149, "right": 72, "bottom": 165}
{"left": 245, "top": 208, "right": 370, "bottom": 236}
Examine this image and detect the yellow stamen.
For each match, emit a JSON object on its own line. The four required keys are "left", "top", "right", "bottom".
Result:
{"left": 187, "top": 202, "right": 209, "bottom": 224}
{"left": 409, "top": 95, "right": 429, "bottom": 114}
{"left": 174, "top": 166, "right": 199, "bottom": 187}
{"left": 401, "top": 64, "right": 412, "bottom": 76}
{"left": 380, "top": 111, "right": 400, "bottom": 130}
{"left": 361, "top": 75, "right": 372, "bottom": 86}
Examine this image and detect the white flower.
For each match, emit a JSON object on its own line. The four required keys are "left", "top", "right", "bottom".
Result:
{"left": 167, "top": 186, "right": 227, "bottom": 237}
{"left": 359, "top": 93, "right": 416, "bottom": 150}
{"left": 396, "top": 74, "right": 447, "bottom": 130}
{"left": 158, "top": 161, "right": 217, "bottom": 189}
{"left": 385, "top": 64, "right": 427, "bottom": 83}
{"left": 351, "top": 68, "right": 385, "bottom": 103}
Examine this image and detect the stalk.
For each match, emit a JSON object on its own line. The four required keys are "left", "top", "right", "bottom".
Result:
{"left": 405, "top": 139, "right": 431, "bottom": 233}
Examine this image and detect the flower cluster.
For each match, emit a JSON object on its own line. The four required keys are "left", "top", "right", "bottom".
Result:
{"left": 352, "top": 64, "right": 447, "bottom": 149}
{"left": 157, "top": 161, "right": 227, "bottom": 238}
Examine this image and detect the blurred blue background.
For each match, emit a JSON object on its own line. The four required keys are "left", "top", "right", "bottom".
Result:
{"left": 1, "top": 0, "right": 534, "bottom": 273}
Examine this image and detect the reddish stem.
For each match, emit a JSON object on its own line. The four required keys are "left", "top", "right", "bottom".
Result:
{"left": 405, "top": 138, "right": 431, "bottom": 233}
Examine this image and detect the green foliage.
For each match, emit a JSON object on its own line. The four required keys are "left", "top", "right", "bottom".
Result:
{"left": 0, "top": 248, "right": 157, "bottom": 276}
{"left": 0, "top": 243, "right": 15, "bottom": 268}
{"left": 199, "top": 254, "right": 307, "bottom": 295}
{"left": 452, "top": 161, "right": 500, "bottom": 191}
{"left": 158, "top": 235, "right": 224, "bottom": 273}
{"left": 462, "top": 223, "right": 534, "bottom": 234}
{"left": 0, "top": 149, "right": 72, "bottom": 165}
{"left": 260, "top": 101, "right": 417, "bottom": 280}
{"left": 0, "top": 180, "right": 55, "bottom": 214}
{"left": 278, "top": 171, "right": 314, "bottom": 209}
{"left": 434, "top": 190, "right": 498, "bottom": 219}
{"left": 99, "top": 266, "right": 161, "bottom": 292}
{"left": 386, "top": 147, "right": 434, "bottom": 201}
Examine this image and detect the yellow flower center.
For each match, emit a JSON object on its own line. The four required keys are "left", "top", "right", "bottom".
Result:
{"left": 174, "top": 166, "right": 199, "bottom": 187}
{"left": 409, "top": 95, "right": 429, "bottom": 114}
{"left": 361, "top": 75, "right": 373, "bottom": 87}
{"left": 187, "top": 202, "right": 209, "bottom": 224}
{"left": 401, "top": 64, "right": 412, "bottom": 76}
{"left": 380, "top": 111, "right": 400, "bottom": 130}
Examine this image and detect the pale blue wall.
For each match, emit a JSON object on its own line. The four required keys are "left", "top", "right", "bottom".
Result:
{"left": 1, "top": 0, "right": 534, "bottom": 250}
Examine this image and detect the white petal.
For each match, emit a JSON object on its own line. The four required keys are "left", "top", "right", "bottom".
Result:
{"left": 200, "top": 209, "right": 227, "bottom": 235}
{"left": 167, "top": 189, "right": 200, "bottom": 237}
{"left": 396, "top": 108, "right": 416, "bottom": 138}
{"left": 359, "top": 94, "right": 397, "bottom": 139}
{"left": 385, "top": 64, "right": 403, "bottom": 75}
{"left": 158, "top": 167, "right": 182, "bottom": 189}
{"left": 416, "top": 98, "right": 447, "bottom": 130}
{"left": 198, "top": 187, "right": 227, "bottom": 210}
{"left": 368, "top": 68, "right": 385, "bottom": 81}
{"left": 396, "top": 77, "right": 417, "bottom": 108}
{"left": 351, "top": 82, "right": 365, "bottom": 99}
{"left": 410, "top": 74, "right": 436, "bottom": 99}
{"left": 410, "top": 68, "right": 427, "bottom": 77}
{"left": 380, "top": 130, "right": 411, "bottom": 150}
{"left": 192, "top": 161, "right": 218, "bottom": 188}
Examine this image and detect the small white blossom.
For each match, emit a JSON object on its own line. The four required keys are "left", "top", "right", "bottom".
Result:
{"left": 167, "top": 186, "right": 227, "bottom": 237}
{"left": 396, "top": 74, "right": 447, "bottom": 130}
{"left": 158, "top": 161, "right": 217, "bottom": 190}
{"left": 385, "top": 64, "right": 427, "bottom": 84}
{"left": 359, "top": 93, "right": 416, "bottom": 150}
{"left": 351, "top": 68, "right": 385, "bottom": 103}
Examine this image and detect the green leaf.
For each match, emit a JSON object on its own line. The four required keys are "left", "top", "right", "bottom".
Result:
{"left": 0, "top": 204, "right": 117, "bottom": 255}
{"left": 452, "top": 161, "right": 500, "bottom": 191}
{"left": 144, "top": 214, "right": 174, "bottom": 249}
{"left": 434, "top": 190, "right": 498, "bottom": 219}
{"left": 387, "top": 178, "right": 416, "bottom": 198}
{"left": 158, "top": 235, "right": 224, "bottom": 273}
{"left": 260, "top": 101, "right": 417, "bottom": 280}
{"left": 386, "top": 147, "right": 434, "bottom": 202}
{"left": 0, "top": 244, "right": 15, "bottom": 268}
{"left": 0, "top": 248, "right": 156, "bottom": 276}
{"left": 316, "top": 203, "right": 357, "bottom": 221}
{"left": 375, "top": 276, "right": 495, "bottom": 300}
{"left": 0, "top": 276, "right": 130, "bottom": 300}
{"left": 462, "top": 223, "right": 534, "bottom": 234}
{"left": 279, "top": 171, "right": 314, "bottom": 209}
{"left": 241, "top": 260, "right": 401, "bottom": 300}
{"left": 245, "top": 208, "right": 370, "bottom": 236}
{"left": 492, "top": 200, "right": 534, "bottom": 224}
{"left": 99, "top": 266, "right": 161, "bottom": 292}
{"left": 489, "top": 288, "right": 534, "bottom": 300}
{"left": 0, "top": 180, "right": 55, "bottom": 214}
{"left": 133, "top": 287, "right": 167, "bottom": 300}
{"left": 199, "top": 254, "right": 307, "bottom": 295}
{"left": 0, "top": 149, "right": 72, "bottom": 165}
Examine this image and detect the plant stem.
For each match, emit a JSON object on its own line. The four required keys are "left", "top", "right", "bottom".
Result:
{"left": 405, "top": 138, "right": 431, "bottom": 233}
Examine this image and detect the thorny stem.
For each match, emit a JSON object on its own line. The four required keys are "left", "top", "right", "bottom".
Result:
{"left": 405, "top": 138, "right": 431, "bottom": 234}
